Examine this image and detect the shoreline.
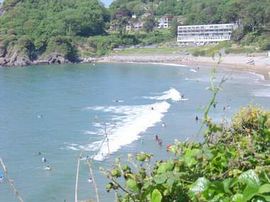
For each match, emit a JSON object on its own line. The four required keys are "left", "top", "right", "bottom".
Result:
{"left": 1, "top": 53, "right": 270, "bottom": 80}
{"left": 97, "top": 54, "right": 270, "bottom": 80}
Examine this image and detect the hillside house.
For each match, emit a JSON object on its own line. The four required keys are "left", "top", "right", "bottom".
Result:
{"left": 157, "top": 16, "right": 173, "bottom": 29}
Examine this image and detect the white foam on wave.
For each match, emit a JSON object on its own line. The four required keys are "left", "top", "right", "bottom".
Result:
{"left": 83, "top": 131, "right": 97, "bottom": 135}
{"left": 247, "top": 72, "right": 265, "bottom": 81}
{"left": 73, "top": 101, "right": 170, "bottom": 161}
{"left": 190, "top": 68, "right": 198, "bottom": 73}
{"left": 253, "top": 88, "right": 270, "bottom": 97}
{"left": 144, "top": 88, "right": 184, "bottom": 102}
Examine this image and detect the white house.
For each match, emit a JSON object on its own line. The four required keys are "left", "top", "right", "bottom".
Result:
{"left": 177, "top": 23, "right": 236, "bottom": 46}
{"left": 157, "top": 16, "right": 173, "bottom": 29}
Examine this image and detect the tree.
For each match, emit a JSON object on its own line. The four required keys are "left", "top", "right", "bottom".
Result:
{"left": 143, "top": 16, "right": 156, "bottom": 32}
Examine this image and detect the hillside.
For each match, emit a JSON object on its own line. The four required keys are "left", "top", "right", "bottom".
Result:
{"left": 110, "top": 0, "right": 270, "bottom": 49}
{"left": 0, "top": 0, "right": 109, "bottom": 66}
{"left": 0, "top": 0, "right": 269, "bottom": 67}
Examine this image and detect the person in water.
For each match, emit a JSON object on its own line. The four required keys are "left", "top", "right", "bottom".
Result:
{"left": 161, "top": 122, "right": 166, "bottom": 127}
{"left": 0, "top": 170, "right": 4, "bottom": 182}
{"left": 42, "top": 157, "right": 47, "bottom": 163}
{"left": 195, "top": 116, "right": 199, "bottom": 122}
{"left": 155, "top": 135, "right": 163, "bottom": 147}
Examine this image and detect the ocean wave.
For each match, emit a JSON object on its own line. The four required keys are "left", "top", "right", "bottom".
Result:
{"left": 70, "top": 101, "right": 171, "bottom": 161}
{"left": 253, "top": 88, "right": 270, "bottom": 97}
{"left": 143, "top": 88, "right": 185, "bottom": 102}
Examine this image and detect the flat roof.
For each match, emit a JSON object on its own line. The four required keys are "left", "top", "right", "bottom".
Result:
{"left": 178, "top": 23, "right": 234, "bottom": 28}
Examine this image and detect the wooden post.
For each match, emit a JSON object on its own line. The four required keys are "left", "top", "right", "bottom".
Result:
{"left": 75, "top": 153, "right": 82, "bottom": 202}
{"left": 0, "top": 158, "right": 24, "bottom": 202}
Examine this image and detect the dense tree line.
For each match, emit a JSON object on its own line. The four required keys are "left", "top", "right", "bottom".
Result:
{"left": 0, "top": 0, "right": 269, "bottom": 66}
{"left": 110, "top": 0, "right": 270, "bottom": 35}
{"left": 0, "top": 0, "right": 109, "bottom": 62}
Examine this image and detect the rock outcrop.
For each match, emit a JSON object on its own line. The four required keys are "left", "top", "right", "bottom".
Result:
{"left": 46, "top": 53, "right": 69, "bottom": 64}
{"left": 0, "top": 50, "right": 73, "bottom": 67}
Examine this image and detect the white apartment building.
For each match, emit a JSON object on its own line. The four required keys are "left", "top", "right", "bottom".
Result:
{"left": 177, "top": 23, "right": 236, "bottom": 46}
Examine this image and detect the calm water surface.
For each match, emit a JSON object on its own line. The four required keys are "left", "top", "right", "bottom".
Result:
{"left": 0, "top": 63, "right": 269, "bottom": 201}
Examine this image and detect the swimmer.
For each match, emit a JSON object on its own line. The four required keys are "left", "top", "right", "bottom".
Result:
{"left": 88, "top": 177, "right": 93, "bottom": 183}
{"left": 37, "top": 114, "right": 43, "bottom": 119}
{"left": 158, "top": 139, "right": 163, "bottom": 147}
{"left": 42, "top": 157, "right": 47, "bottom": 163}
{"left": 195, "top": 116, "right": 199, "bottom": 122}
{"left": 166, "top": 144, "right": 172, "bottom": 152}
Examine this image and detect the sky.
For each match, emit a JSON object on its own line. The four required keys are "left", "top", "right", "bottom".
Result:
{"left": 103, "top": 0, "right": 113, "bottom": 6}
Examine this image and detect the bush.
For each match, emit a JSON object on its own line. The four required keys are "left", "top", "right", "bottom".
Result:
{"left": 103, "top": 105, "right": 270, "bottom": 202}
{"left": 16, "top": 36, "right": 36, "bottom": 60}
{"left": 260, "top": 39, "right": 270, "bottom": 51}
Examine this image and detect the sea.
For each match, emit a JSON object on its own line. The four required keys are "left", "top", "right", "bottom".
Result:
{"left": 0, "top": 63, "right": 269, "bottom": 202}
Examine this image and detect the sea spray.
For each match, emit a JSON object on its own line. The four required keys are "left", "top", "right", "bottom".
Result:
{"left": 66, "top": 88, "right": 184, "bottom": 161}
{"left": 143, "top": 88, "right": 184, "bottom": 102}
{"left": 82, "top": 101, "right": 170, "bottom": 161}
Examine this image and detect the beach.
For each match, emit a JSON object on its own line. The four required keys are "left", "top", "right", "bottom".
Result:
{"left": 97, "top": 53, "right": 270, "bottom": 80}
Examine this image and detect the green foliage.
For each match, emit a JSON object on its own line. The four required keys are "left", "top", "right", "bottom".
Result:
{"left": 0, "top": 0, "right": 109, "bottom": 61}
{"left": 45, "top": 36, "right": 78, "bottom": 62}
{"left": 104, "top": 96, "right": 270, "bottom": 201}
{"left": 136, "top": 30, "right": 172, "bottom": 46}
{"left": 110, "top": 0, "right": 270, "bottom": 47}
{"left": 143, "top": 16, "right": 156, "bottom": 33}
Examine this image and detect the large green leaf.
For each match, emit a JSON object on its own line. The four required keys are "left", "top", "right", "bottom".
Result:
{"left": 190, "top": 177, "right": 210, "bottom": 194}
{"left": 154, "top": 174, "right": 167, "bottom": 184}
{"left": 183, "top": 148, "right": 201, "bottom": 167}
{"left": 239, "top": 170, "right": 260, "bottom": 186}
{"left": 126, "top": 179, "right": 139, "bottom": 192}
{"left": 157, "top": 161, "right": 174, "bottom": 174}
{"left": 258, "top": 184, "right": 270, "bottom": 194}
{"left": 243, "top": 183, "right": 260, "bottom": 201}
{"left": 232, "top": 193, "right": 244, "bottom": 202}
{"left": 151, "top": 189, "right": 162, "bottom": 202}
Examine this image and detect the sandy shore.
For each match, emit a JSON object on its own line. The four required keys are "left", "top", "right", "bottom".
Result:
{"left": 97, "top": 53, "right": 270, "bottom": 80}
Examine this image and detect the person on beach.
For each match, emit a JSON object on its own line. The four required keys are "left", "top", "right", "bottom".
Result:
{"left": 151, "top": 107, "right": 154, "bottom": 110}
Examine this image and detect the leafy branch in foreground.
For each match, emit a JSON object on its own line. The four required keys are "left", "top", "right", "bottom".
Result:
{"left": 103, "top": 73, "right": 270, "bottom": 202}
